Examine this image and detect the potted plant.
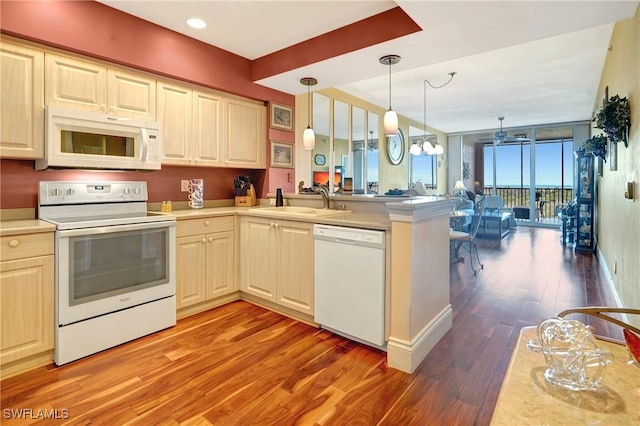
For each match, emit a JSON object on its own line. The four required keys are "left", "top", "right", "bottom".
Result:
{"left": 580, "top": 133, "right": 608, "bottom": 161}
{"left": 593, "top": 94, "right": 631, "bottom": 147}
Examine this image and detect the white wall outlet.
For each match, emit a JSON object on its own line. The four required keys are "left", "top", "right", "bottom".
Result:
{"left": 181, "top": 180, "right": 190, "bottom": 192}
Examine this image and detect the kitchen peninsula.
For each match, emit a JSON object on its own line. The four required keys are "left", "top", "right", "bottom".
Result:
{"left": 169, "top": 194, "right": 456, "bottom": 373}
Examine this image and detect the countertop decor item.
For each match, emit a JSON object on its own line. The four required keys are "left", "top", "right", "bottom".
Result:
{"left": 188, "top": 179, "right": 203, "bottom": 209}
{"left": 527, "top": 317, "right": 613, "bottom": 391}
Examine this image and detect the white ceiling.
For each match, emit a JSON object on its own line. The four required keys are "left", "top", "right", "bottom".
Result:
{"left": 98, "top": 0, "right": 639, "bottom": 134}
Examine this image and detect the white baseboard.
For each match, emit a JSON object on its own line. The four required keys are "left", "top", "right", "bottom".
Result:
{"left": 387, "top": 305, "right": 452, "bottom": 373}
{"left": 596, "top": 248, "right": 629, "bottom": 324}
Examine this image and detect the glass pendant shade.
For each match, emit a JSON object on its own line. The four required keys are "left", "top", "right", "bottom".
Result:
{"left": 384, "top": 109, "right": 398, "bottom": 136}
{"left": 423, "top": 140, "right": 435, "bottom": 155}
{"left": 409, "top": 143, "right": 422, "bottom": 156}
{"left": 303, "top": 126, "right": 315, "bottom": 150}
{"left": 434, "top": 142, "right": 444, "bottom": 155}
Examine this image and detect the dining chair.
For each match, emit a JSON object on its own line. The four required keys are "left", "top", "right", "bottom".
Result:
{"left": 450, "top": 195, "right": 485, "bottom": 276}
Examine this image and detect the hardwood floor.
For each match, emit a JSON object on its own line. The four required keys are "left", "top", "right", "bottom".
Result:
{"left": 1, "top": 227, "right": 622, "bottom": 425}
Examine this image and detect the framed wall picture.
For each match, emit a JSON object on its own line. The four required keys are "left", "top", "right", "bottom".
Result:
{"left": 270, "top": 141, "right": 294, "bottom": 168}
{"left": 270, "top": 103, "right": 294, "bottom": 131}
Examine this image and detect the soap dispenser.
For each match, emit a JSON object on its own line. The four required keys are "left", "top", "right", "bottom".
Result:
{"left": 275, "top": 188, "right": 284, "bottom": 207}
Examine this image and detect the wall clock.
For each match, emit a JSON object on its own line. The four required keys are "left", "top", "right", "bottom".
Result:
{"left": 386, "top": 129, "right": 405, "bottom": 165}
{"left": 314, "top": 154, "right": 326, "bottom": 166}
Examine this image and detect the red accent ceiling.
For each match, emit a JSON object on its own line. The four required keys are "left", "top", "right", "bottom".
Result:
{"left": 252, "top": 7, "right": 422, "bottom": 81}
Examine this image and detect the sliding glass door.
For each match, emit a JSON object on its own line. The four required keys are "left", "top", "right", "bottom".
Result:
{"left": 483, "top": 125, "right": 574, "bottom": 226}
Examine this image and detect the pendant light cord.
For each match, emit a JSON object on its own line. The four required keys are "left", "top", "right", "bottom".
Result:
{"left": 307, "top": 84, "right": 311, "bottom": 127}
{"left": 388, "top": 62, "right": 392, "bottom": 109}
{"left": 423, "top": 72, "right": 457, "bottom": 139}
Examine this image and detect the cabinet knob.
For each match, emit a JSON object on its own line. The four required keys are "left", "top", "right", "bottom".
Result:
{"left": 208, "top": 237, "right": 214, "bottom": 243}
{"left": 201, "top": 238, "right": 207, "bottom": 244}
{"left": 270, "top": 222, "right": 275, "bottom": 228}
{"left": 204, "top": 220, "right": 210, "bottom": 226}
{"left": 274, "top": 223, "right": 280, "bottom": 229}
{"left": 8, "top": 239, "right": 19, "bottom": 248}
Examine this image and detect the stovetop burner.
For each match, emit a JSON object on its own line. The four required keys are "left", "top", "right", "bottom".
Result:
{"left": 38, "top": 181, "right": 174, "bottom": 229}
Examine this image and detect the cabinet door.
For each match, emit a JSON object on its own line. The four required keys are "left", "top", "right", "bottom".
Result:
{"left": 240, "top": 218, "right": 277, "bottom": 302}
{"left": 206, "top": 230, "right": 236, "bottom": 298}
{"left": 107, "top": 68, "right": 156, "bottom": 120}
{"left": 158, "top": 82, "right": 192, "bottom": 165}
{"left": 0, "top": 256, "right": 54, "bottom": 365}
{"left": 0, "top": 41, "right": 44, "bottom": 159}
{"left": 176, "top": 235, "right": 207, "bottom": 308}
{"left": 45, "top": 53, "right": 106, "bottom": 111}
{"left": 193, "top": 90, "right": 222, "bottom": 166}
{"left": 223, "top": 98, "right": 266, "bottom": 168}
{"left": 276, "top": 221, "right": 314, "bottom": 315}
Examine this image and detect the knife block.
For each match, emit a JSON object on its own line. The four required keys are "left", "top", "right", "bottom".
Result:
{"left": 235, "top": 184, "right": 257, "bottom": 207}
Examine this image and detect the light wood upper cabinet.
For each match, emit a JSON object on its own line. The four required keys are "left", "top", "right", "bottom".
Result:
{"left": 223, "top": 98, "right": 266, "bottom": 169}
{"left": 46, "top": 53, "right": 156, "bottom": 120}
{"left": 106, "top": 68, "right": 156, "bottom": 119}
{"left": 157, "top": 81, "right": 193, "bottom": 165}
{"left": 45, "top": 53, "right": 106, "bottom": 111}
{"left": 0, "top": 232, "right": 54, "bottom": 374}
{"left": 176, "top": 217, "right": 236, "bottom": 309}
{"left": 240, "top": 217, "right": 313, "bottom": 315}
{"left": 192, "top": 90, "right": 222, "bottom": 166}
{"left": 0, "top": 40, "right": 44, "bottom": 159}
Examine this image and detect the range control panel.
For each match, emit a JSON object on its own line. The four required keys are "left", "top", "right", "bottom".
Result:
{"left": 39, "top": 181, "right": 148, "bottom": 206}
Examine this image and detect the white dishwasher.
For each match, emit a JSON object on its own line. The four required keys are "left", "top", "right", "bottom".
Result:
{"left": 313, "top": 224, "right": 386, "bottom": 348}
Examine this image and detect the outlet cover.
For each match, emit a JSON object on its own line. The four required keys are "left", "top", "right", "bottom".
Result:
{"left": 181, "top": 180, "right": 190, "bottom": 192}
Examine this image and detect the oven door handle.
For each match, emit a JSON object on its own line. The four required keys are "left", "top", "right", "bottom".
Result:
{"left": 57, "top": 220, "right": 175, "bottom": 237}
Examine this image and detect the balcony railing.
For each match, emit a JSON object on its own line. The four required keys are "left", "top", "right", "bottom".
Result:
{"left": 483, "top": 186, "right": 574, "bottom": 219}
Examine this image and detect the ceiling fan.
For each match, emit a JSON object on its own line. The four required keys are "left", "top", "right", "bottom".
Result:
{"left": 480, "top": 116, "right": 531, "bottom": 145}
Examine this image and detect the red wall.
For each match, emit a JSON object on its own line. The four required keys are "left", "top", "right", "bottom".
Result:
{"left": 0, "top": 0, "right": 295, "bottom": 209}
{"left": 0, "top": 160, "right": 265, "bottom": 210}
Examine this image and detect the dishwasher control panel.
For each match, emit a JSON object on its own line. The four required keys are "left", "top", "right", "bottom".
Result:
{"left": 313, "top": 224, "right": 385, "bottom": 247}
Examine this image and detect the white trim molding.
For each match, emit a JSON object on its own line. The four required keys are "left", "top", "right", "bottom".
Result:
{"left": 387, "top": 304, "right": 452, "bottom": 373}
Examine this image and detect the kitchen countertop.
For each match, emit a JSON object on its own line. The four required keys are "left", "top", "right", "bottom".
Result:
{"left": 491, "top": 327, "right": 640, "bottom": 425}
{"left": 156, "top": 206, "right": 391, "bottom": 231}
{"left": 0, "top": 219, "right": 56, "bottom": 236}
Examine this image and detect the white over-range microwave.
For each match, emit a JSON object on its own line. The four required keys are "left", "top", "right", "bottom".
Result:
{"left": 36, "top": 106, "right": 162, "bottom": 171}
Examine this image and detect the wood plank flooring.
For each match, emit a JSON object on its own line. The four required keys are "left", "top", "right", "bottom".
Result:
{"left": 1, "top": 227, "right": 622, "bottom": 425}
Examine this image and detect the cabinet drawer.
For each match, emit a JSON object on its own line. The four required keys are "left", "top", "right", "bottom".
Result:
{"left": 177, "top": 216, "right": 234, "bottom": 237}
{"left": 0, "top": 233, "right": 54, "bottom": 261}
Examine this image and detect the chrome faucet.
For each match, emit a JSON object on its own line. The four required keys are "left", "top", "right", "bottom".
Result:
{"left": 314, "top": 186, "right": 331, "bottom": 209}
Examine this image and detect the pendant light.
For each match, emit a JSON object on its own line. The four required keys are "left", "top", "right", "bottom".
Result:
{"left": 423, "top": 72, "right": 457, "bottom": 155}
{"left": 300, "top": 77, "right": 317, "bottom": 150}
{"left": 422, "top": 79, "right": 435, "bottom": 155}
{"left": 379, "top": 55, "right": 401, "bottom": 137}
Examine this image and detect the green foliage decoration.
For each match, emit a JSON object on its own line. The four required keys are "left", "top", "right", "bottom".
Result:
{"left": 580, "top": 134, "right": 608, "bottom": 161}
{"left": 593, "top": 94, "right": 631, "bottom": 147}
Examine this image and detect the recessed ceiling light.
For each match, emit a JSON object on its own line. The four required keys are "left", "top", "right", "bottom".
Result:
{"left": 187, "top": 18, "right": 206, "bottom": 29}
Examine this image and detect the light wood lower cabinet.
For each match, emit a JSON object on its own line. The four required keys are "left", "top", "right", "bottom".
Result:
{"left": 176, "top": 217, "right": 236, "bottom": 310}
{"left": 240, "top": 217, "right": 314, "bottom": 316}
{"left": 0, "top": 232, "right": 54, "bottom": 377}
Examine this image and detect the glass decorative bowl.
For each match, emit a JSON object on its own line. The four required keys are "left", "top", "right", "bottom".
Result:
{"left": 527, "top": 317, "right": 613, "bottom": 391}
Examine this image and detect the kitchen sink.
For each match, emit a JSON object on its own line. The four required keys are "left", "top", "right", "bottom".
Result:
{"left": 253, "top": 206, "right": 350, "bottom": 216}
